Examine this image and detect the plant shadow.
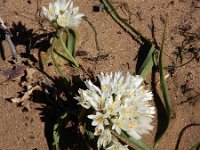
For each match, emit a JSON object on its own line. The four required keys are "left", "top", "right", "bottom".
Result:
{"left": 10, "top": 21, "right": 53, "bottom": 67}
{"left": 32, "top": 75, "right": 87, "bottom": 149}
{"left": 0, "top": 28, "right": 6, "bottom": 60}
{"left": 151, "top": 67, "right": 169, "bottom": 144}
{"left": 2, "top": 21, "right": 95, "bottom": 149}
{"left": 0, "top": 21, "right": 54, "bottom": 69}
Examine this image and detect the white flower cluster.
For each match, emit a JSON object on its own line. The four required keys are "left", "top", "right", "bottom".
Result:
{"left": 75, "top": 72, "right": 155, "bottom": 150}
{"left": 42, "top": 0, "right": 84, "bottom": 28}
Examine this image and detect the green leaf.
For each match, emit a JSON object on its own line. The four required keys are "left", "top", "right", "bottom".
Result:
{"left": 127, "top": 137, "right": 151, "bottom": 150}
{"left": 137, "top": 42, "right": 156, "bottom": 79}
{"left": 159, "top": 20, "right": 171, "bottom": 122}
{"left": 154, "top": 19, "right": 171, "bottom": 148}
{"left": 53, "top": 111, "right": 68, "bottom": 150}
{"left": 51, "top": 36, "right": 65, "bottom": 78}
{"left": 67, "top": 29, "right": 76, "bottom": 57}
{"left": 116, "top": 131, "right": 151, "bottom": 150}
{"left": 58, "top": 30, "right": 79, "bottom": 67}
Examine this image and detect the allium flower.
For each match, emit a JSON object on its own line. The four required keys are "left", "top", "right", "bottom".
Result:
{"left": 88, "top": 112, "right": 110, "bottom": 135}
{"left": 42, "top": 0, "right": 84, "bottom": 28}
{"left": 106, "top": 138, "right": 129, "bottom": 150}
{"left": 75, "top": 72, "right": 156, "bottom": 149}
{"left": 97, "top": 129, "right": 112, "bottom": 149}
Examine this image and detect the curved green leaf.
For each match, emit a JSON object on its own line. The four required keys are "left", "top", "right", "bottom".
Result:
{"left": 112, "top": 131, "right": 151, "bottom": 150}
{"left": 58, "top": 30, "right": 79, "bottom": 67}
{"left": 154, "top": 19, "right": 171, "bottom": 149}
{"left": 51, "top": 36, "right": 65, "bottom": 78}
{"left": 137, "top": 43, "right": 156, "bottom": 79}
{"left": 67, "top": 29, "right": 76, "bottom": 57}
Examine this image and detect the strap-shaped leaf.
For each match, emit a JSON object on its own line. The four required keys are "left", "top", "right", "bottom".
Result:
{"left": 51, "top": 36, "right": 65, "bottom": 78}
{"left": 58, "top": 30, "right": 79, "bottom": 67}
{"left": 112, "top": 131, "right": 151, "bottom": 150}
{"left": 67, "top": 29, "right": 76, "bottom": 57}
{"left": 137, "top": 43, "right": 156, "bottom": 79}
{"left": 154, "top": 20, "right": 171, "bottom": 148}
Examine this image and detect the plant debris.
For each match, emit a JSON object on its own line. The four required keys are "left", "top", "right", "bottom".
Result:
{"left": 9, "top": 67, "right": 41, "bottom": 111}
{"left": 0, "top": 65, "right": 26, "bottom": 81}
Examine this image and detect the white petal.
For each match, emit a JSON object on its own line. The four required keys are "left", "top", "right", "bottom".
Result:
{"left": 126, "top": 130, "right": 141, "bottom": 139}
{"left": 74, "top": 13, "right": 84, "bottom": 19}
{"left": 69, "top": 1, "right": 73, "bottom": 9}
{"left": 85, "top": 80, "right": 102, "bottom": 95}
{"left": 57, "top": 13, "right": 68, "bottom": 27}
{"left": 97, "top": 129, "right": 112, "bottom": 149}
{"left": 42, "top": 6, "right": 48, "bottom": 16}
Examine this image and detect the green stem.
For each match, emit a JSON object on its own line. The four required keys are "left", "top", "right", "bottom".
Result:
{"left": 58, "top": 30, "right": 79, "bottom": 67}
{"left": 83, "top": 17, "right": 100, "bottom": 51}
{"left": 165, "top": 56, "right": 195, "bottom": 70}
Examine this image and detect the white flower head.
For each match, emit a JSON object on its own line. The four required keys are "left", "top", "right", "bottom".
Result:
{"left": 88, "top": 112, "right": 109, "bottom": 134}
{"left": 75, "top": 72, "right": 156, "bottom": 149}
{"left": 54, "top": 0, "right": 72, "bottom": 13}
{"left": 42, "top": 0, "right": 84, "bottom": 28}
{"left": 97, "top": 129, "right": 112, "bottom": 150}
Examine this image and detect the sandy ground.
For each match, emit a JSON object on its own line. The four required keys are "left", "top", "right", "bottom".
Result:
{"left": 0, "top": 0, "right": 200, "bottom": 149}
